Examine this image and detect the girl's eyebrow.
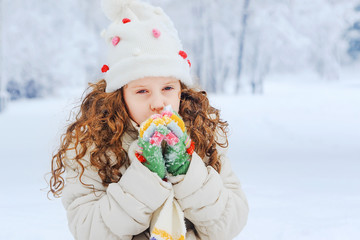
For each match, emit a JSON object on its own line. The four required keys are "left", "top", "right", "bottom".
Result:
{"left": 163, "top": 80, "right": 178, "bottom": 85}
{"left": 130, "top": 85, "right": 147, "bottom": 89}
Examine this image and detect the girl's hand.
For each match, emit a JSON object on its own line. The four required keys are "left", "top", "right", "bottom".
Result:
{"left": 136, "top": 114, "right": 169, "bottom": 179}
{"left": 161, "top": 109, "right": 195, "bottom": 176}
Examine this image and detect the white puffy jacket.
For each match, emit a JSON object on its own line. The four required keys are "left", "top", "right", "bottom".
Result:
{"left": 61, "top": 129, "right": 249, "bottom": 240}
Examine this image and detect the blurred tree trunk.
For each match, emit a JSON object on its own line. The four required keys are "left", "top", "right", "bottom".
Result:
{"left": 205, "top": 9, "right": 217, "bottom": 93}
{"left": 199, "top": 0, "right": 217, "bottom": 93}
{"left": 250, "top": 38, "right": 265, "bottom": 95}
{"left": 235, "top": 0, "right": 250, "bottom": 93}
{"left": 191, "top": 1, "right": 205, "bottom": 89}
{"left": 0, "top": 0, "right": 7, "bottom": 112}
{"left": 0, "top": 0, "right": 2, "bottom": 96}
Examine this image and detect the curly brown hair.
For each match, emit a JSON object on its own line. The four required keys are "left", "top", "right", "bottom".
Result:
{"left": 49, "top": 79, "right": 228, "bottom": 198}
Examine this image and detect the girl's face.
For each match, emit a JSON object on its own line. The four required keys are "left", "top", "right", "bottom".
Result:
{"left": 123, "top": 76, "right": 181, "bottom": 125}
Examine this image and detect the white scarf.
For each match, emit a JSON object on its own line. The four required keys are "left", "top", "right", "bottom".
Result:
{"left": 149, "top": 190, "right": 186, "bottom": 240}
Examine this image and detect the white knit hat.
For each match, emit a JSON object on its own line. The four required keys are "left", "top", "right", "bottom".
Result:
{"left": 100, "top": 0, "right": 193, "bottom": 93}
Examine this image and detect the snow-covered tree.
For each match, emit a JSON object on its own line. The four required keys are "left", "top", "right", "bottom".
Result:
{"left": 344, "top": 3, "right": 360, "bottom": 61}
{"left": 0, "top": 0, "right": 8, "bottom": 112}
{"left": 240, "top": 0, "right": 359, "bottom": 86}
{"left": 1, "top": 0, "right": 360, "bottom": 99}
{"left": 2, "top": 0, "right": 106, "bottom": 100}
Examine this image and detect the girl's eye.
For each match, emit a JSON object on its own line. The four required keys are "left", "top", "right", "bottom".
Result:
{"left": 136, "top": 90, "right": 147, "bottom": 94}
{"left": 163, "top": 86, "right": 174, "bottom": 91}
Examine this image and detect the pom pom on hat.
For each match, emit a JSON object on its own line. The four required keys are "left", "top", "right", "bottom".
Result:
{"left": 101, "top": 0, "right": 135, "bottom": 21}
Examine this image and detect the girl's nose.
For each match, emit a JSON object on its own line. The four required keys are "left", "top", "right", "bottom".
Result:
{"left": 150, "top": 104, "right": 164, "bottom": 112}
{"left": 150, "top": 95, "right": 165, "bottom": 113}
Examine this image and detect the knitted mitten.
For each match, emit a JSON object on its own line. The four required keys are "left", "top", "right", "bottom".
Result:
{"left": 161, "top": 108, "right": 195, "bottom": 176}
{"left": 136, "top": 114, "right": 169, "bottom": 179}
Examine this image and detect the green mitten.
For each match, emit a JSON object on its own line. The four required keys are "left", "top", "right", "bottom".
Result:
{"left": 136, "top": 115, "right": 169, "bottom": 179}
{"left": 161, "top": 109, "right": 195, "bottom": 176}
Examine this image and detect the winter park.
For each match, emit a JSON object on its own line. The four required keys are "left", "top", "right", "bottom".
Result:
{"left": 1, "top": 0, "right": 360, "bottom": 239}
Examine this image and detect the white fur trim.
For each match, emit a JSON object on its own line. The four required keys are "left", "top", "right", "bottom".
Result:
{"left": 105, "top": 56, "right": 192, "bottom": 92}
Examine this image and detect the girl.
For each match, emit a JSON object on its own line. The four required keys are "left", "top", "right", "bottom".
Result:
{"left": 49, "top": 0, "right": 249, "bottom": 239}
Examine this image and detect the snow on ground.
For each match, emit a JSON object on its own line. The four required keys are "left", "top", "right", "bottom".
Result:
{"left": 0, "top": 75, "right": 359, "bottom": 239}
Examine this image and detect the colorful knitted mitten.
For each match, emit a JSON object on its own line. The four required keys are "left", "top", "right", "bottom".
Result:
{"left": 162, "top": 108, "right": 195, "bottom": 176}
{"left": 136, "top": 115, "right": 169, "bottom": 179}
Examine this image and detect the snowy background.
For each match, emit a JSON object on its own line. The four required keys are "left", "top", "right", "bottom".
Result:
{"left": 1, "top": 0, "right": 360, "bottom": 239}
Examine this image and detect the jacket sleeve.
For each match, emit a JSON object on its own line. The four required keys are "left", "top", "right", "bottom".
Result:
{"left": 169, "top": 143, "right": 249, "bottom": 240}
{"left": 61, "top": 143, "right": 172, "bottom": 240}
